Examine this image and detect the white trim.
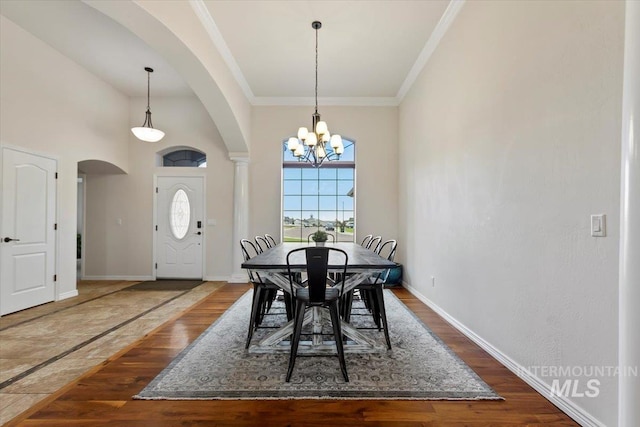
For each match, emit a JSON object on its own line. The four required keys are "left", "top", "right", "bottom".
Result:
{"left": 402, "top": 280, "right": 605, "bottom": 427}
{"left": 81, "top": 275, "right": 154, "bottom": 281}
{"left": 203, "top": 275, "right": 231, "bottom": 282}
{"left": 78, "top": 173, "right": 87, "bottom": 282}
{"left": 227, "top": 273, "right": 249, "bottom": 284}
{"left": 252, "top": 97, "right": 399, "bottom": 107}
{"left": 619, "top": 2, "right": 640, "bottom": 425}
{"left": 396, "top": 0, "right": 466, "bottom": 102}
{"left": 189, "top": 0, "right": 255, "bottom": 102}
{"left": 57, "top": 290, "right": 79, "bottom": 301}
{"left": 228, "top": 152, "right": 250, "bottom": 162}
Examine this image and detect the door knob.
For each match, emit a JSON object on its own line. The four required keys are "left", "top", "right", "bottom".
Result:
{"left": 195, "top": 231, "right": 202, "bottom": 235}
{"left": 3, "top": 237, "right": 20, "bottom": 242}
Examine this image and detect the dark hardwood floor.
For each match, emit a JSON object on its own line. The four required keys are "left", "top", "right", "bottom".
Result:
{"left": 5, "top": 284, "right": 578, "bottom": 426}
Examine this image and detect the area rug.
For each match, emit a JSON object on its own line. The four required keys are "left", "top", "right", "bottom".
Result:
{"left": 125, "top": 280, "right": 205, "bottom": 291}
{"left": 134, "top": 290, "right": 502, "bottom": 400}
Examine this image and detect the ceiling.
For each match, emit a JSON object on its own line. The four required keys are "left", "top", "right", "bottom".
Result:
{"left": 1, "top": 0, "right": 451, "bottom": 104}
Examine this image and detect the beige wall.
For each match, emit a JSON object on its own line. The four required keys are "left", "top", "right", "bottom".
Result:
{"left": 84, "top": 96, "right": 235, "bottom": 280}
{"left": 250, "top": 106, "right": 399, "bottom": 248}
{"left": 398, "top": 1, "right": 623, "bottom": 425}
{"left": 0, "top": 16, "right": 130, "bottom": 298}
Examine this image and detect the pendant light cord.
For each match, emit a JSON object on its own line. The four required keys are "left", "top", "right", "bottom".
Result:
{"left": 315, "top": 24, "right": 318, "bottom": 115}
{"left": 146, "top": 70, "right": 151, "bottom": 111}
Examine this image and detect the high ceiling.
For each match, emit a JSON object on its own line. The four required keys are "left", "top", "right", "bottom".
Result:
{"left": 1, "top": 0, "right": 451, "bottom": 104}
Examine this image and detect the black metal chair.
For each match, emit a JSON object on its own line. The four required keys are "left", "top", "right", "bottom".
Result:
{"left": 366, "top": 235, "right": 382, "bottom": 252}
{"left": 255, "top": 235, "right": 271, "bottom": 252}
{"left": 360, "top": 234, "right": 373, "bottom": 247}
{"left": 346, "top": 239, "right": 397, "bottom": 350}
{"left": 241, "top": 239, "right": 291, "bottom": 349}
{"left": 264, "top": 234, "right": 278, "bottom": 247}
{"left": 285, "top": 246, "right": 349, "bottom": 382}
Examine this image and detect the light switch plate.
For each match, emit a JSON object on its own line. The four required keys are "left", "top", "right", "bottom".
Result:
{"left": 591, "top": 214, "right": 606, "bottom": 237}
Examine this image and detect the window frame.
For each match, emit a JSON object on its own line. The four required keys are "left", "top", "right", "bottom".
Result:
{"left": 281, "top": 139, "right": 356, "bottom": 243}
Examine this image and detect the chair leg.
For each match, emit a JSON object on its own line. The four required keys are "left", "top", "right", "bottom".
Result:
{"left": 329, "top": 302, "right": 349, "bottom": 382}
{"left": 374, "top": 286, "right": 392, "bottom": 350}
{"left": 284, "top": 292, "right": 293, "bottom": 321}
{"left": 341, "top": 291, "right": 354, "bottom": 322}
{"left": 286, "top": 301, "right": 307, "bottom": 382}
{"left": 266, "top": 289, "right": 277, "bottom": 312}
{"left": 246, "top": 284, "right": 263, "bottom": 349}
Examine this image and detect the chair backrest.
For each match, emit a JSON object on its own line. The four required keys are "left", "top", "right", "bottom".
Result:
{"left": 255, "top": 235, "right": 270, "bottom": 252}
{"left": 367, "top": 236, "right": 382, "bottom": 252}
{"left": 375, "top": 239, "right": 397, "bottom": 283}
{"left": 307, "top": 233, "right": 336, "bottom": 243}
{"left": 286, "top": 247, "right": 348, "bottom": 305}
{"left": 360, "top": 234, "right": 373, "bottom": 247}
{"left": 377, "top": 239, "right": 397, "bottom": 261}
{"left": 240, "top": 239, "right": 262, "bottom": 283}
{"left": 264, "top": 234, "right": 278, "bottom": 247}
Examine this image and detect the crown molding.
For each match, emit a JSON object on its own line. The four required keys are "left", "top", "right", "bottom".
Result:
{"left": 396, "top": 0, "right": 466, "bottom": 102}
{"left": 252, "top": 96, "right": 400, "bottom": 107}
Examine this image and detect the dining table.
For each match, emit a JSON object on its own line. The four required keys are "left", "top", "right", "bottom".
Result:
{"left": 241, "top": 242, "right": 397, "bottom": 355}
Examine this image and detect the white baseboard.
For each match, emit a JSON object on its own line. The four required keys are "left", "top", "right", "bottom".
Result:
{"left": 227, "top": 273, "right": 249, "bottom": 283}
{"left": 203, "top": 275, "right": 231, "bottom": 282}
{"left": 81, "top": 275, "right": 154, "bottom": 281}
{"left": 57, "top": 290, "right": 78, "bottom": 301}
{"left": 402, "top": 281, "right": 605, "bottom": 427}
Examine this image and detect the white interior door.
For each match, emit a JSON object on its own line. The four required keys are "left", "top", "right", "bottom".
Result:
{"left": 1, "top": 147, "right": 57, "bottom": 315}
{"left": 156, "top": 176, "right": 204, "bottom": 279}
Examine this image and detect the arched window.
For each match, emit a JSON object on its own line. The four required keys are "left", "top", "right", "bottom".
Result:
{"left": 282, "top": 138, "right": 355, "bottom": 242}
{"left": 162, "top": 149, "right": 206, "bottom": 167}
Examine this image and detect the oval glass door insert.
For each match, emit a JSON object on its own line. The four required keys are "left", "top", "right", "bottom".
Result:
{"left": 170, "top": 189, "right": 190, "bottom": 239}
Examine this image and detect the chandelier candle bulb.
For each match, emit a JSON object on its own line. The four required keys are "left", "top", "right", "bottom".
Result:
{"left": 316, "top": 121, "right": 328, "bottom": 135}
{"left": 306, "top": 133, "right": 318, "bottom": 146}
{"left": 330, "top": 134, "right": 343, "bottom": 149}
{"left": 287, "top": 137, "right": 299, "bottom": 151}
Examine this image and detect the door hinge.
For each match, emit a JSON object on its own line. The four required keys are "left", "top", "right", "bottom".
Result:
{"left": 54, "top": 223, "right": 57, "bottom": 230}
{"left": 155, "top": 225, "right": 158, "bottom": 231}
{"left": 53, "top": 274, "right": 57, "bottom": 282}
{"left": 156, "top": 187, "right": 158, "bottom": 193}
{"left": 155, "top": 263, "right": 158, "bottom": 269}
{"left": 55, "top": 172, "right": 58, "bottom": 179}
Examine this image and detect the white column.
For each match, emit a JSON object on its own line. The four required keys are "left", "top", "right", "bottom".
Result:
{"left": 619, "top": 1, "right": 640, "bottom": 426}
{"left": 228, "top": 154, "right": 250, "bottom": 283}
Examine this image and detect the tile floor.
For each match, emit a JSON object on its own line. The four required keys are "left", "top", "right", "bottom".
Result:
{"left": 0, "top": 280, "right": 224, "bottom": 424}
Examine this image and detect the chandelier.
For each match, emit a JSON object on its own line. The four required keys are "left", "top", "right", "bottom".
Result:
{"left": 131, "top": 67, "right": 165, "bottom": 143}
{"left": 287, "top": 21, "right": 343, "bottom": 167}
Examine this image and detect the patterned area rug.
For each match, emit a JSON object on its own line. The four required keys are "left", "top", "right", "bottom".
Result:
{"left": 135, "top": 290, "right": 502, "bottom": 400}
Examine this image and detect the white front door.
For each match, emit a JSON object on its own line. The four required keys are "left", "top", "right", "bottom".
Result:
{"left": 156, "top": 176, "right": 204, "bottom": 279}
{"left": 0, "top": 147, "right": 57, "bottom": 316}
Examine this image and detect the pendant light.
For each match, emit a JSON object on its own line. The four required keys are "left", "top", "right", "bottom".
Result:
{"left": 131, "top": 67, "right": 165, "bottom": 142}
{"left": 286, "top": 21, "right": 343, "bottom": 167}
